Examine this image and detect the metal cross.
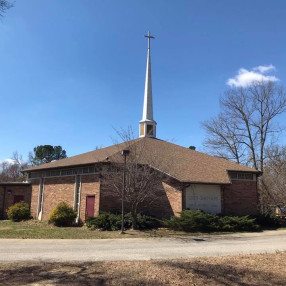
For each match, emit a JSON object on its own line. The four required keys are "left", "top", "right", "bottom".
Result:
{"left": 144, "top": 31, "right": 155, "bottom": 50}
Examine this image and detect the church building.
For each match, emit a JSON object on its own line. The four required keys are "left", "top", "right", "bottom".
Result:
{"left": 24, "top": 33, "right": 260, "bottom": 222}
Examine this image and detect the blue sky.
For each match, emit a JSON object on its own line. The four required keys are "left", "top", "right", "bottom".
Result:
{"left": 1, "top": 0, "right": 286, "bottom": 162}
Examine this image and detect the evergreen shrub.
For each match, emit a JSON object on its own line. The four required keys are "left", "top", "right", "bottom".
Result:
{"left": 48, "top": 202, "right": 77, "bottom": 227}
{"left": 164, "top": 210, "right": 259, "bottom": 232}
{"left": 7, "top": 201, "right": 31, "bottom": 222}
{"left": 86, "top": 212, "right": 161, "bottom": 231}
{"left": 251, "top": 213, "right": 283, "bottom": 228}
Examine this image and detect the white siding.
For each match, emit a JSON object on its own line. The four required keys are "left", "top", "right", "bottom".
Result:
{"left": 186, "top": 184, "right": 221, "bottom": 214}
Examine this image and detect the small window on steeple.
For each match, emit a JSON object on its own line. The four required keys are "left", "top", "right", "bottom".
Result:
{"left": 140, "top": 125, "right": 144, "bottom": 136}
{"left": 147, "top": 125, "right": 153, "bottom": 135}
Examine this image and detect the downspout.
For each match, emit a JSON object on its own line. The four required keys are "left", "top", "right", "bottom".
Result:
{"left": 75, "top": 175, "right": 82, "bottom": 224}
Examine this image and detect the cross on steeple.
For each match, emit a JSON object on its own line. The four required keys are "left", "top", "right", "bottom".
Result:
{"left": 144, "top": 31, "right": 155, "bottom": 50}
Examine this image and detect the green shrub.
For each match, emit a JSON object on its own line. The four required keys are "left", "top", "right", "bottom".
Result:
{"left": 125, "top": 213, "right": 162, "bottom": 230}
{"left": 164, "top": 210, "right": 259, "bottom": 232}
{"left": 86, "top": 212, "right": 161, "bottom": 231}
{"left": 86, "top": 212, "right": 131, "bottom": 231}
{"left": 218, "top": 215, "right": 259, "bottom": 232}
{"left": 48, "top": 202, "right": 77, "bottom": 227}
{"left": 250, "top": 214, "right": 283, "bottom": 229}
{"left": 7, "top": 201, "right": 30, "bottom": 222}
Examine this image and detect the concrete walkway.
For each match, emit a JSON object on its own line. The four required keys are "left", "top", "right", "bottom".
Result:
{"left": 0, "top": 230, "right": 285, "bottom": 263}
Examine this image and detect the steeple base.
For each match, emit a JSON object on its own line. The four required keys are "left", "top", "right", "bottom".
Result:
{"left": 139, "top": 120, "right": 157, "bottom": 138}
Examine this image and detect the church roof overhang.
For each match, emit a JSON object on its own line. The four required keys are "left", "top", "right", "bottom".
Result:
{"left": 22, "top": 137, "right": 260, "bottom": 185}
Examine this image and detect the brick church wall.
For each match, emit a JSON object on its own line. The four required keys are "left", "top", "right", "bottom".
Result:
{"left": 0, "top": 184, "right": 31, "bottom": 219}
{"left": 223, "top": 180, "right": 259, "bottom": 215}
{"left": 41, "top": 176, "right": 75, "bottom": 221}
{"left": 99, "top": 178, "right": 183, "bottom": 218}
{"left": 144, "top": 181, "right": 182, "bottom": 218}
{"left": 28, "top": 170, "right": 259, "bottom": 221}
{"left": 80, "top": 174, "right": 100, "bottom": 221}
{"left": 30, "top": 179, "right": 41, "bottom": 218}
{"left": 30, "top": 174, "right": 101, "bottom": 221}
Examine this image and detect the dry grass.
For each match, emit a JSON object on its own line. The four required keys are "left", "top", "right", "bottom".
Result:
{"left": 0, "top": 252, "right": 285, "bottom": 285}
{"left": 0, "top": 220, "right": 215, "bottom": 239}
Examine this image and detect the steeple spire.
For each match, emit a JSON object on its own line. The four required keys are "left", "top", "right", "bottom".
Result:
{"left": 139, "top": 31, "right": 157, "bottom": 138}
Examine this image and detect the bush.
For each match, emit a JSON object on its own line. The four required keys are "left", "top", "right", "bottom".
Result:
{"left": 86, "top": 212, "right": 131, "bottom": 231}
{"left": 86, "top": 212, "right": 161, "bottom": 231}
{"left": 48, "top": 202, "right": 77, "bottom": 227}
{"left": 7, "top": 201, "right": 30, "bottom": 222}
{"left": 251, "top": 214, "right": 283, "bottom": 229}
{"left": 125, "top": 213, "right": 162, "bottom": 230}
{"left": 218, "top": 215, "right": 259, "bottom": 232}
{"left": 164, "top": 210, "right": 259, "bottom": 232}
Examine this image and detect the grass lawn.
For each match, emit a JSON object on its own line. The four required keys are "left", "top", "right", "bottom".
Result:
{"left": 0, "top": 220, "right": 205, "bottom": 239}
{"left": 0, "top": 252, "right": 285, "bottom": 285}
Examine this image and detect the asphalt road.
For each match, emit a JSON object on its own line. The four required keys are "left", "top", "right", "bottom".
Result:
{"left": 0, "top": 230, "right": 285, "bottom": 263}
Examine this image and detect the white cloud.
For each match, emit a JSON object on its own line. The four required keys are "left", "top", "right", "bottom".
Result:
{"left": 253, "top": 64, "right": 276, "bottom": 74}
{"left": 0, "top": 159, "right": 16, "bottom": 165}
{"left": 227, "top": 65, "right": 279, "bottom": 87}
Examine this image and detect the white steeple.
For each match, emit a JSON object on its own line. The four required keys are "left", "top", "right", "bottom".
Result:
{"left": 139, "top": 31, "right": 157, "bottom": 138}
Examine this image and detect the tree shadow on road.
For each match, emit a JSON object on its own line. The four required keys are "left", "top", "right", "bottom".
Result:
{"left": 0, "top": 253, "right": 285, "bottom": 286}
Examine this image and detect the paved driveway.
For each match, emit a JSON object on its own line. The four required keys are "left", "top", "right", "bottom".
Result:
{"left": 0, "top": 230, "right": 285, "bottom": 263}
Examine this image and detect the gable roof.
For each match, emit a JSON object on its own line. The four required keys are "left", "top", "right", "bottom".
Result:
{"left": 23, "top": 138, "right": 260, "bottom": 184}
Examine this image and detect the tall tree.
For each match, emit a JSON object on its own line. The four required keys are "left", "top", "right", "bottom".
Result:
{"left": 202, "top": 81, "right": 286, "bottom": 171}
{"left": 260, "top": 145, "right": 286, "bottom": 215}
{"left": 0, "top": 152, "right": 29, "bottom": 182}
{"left": 29, "top": 145, "right": 67, "bottom": 166}
{"left": 0, "top": 0, "right": 13, "bottom": 18}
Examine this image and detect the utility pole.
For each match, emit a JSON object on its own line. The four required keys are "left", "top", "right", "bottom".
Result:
{"left": 120, "top": 149, "right": 130, "bottom": 234}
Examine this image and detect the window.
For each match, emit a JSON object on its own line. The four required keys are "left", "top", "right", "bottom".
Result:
{"left": 140, "top": 124, "right": 144, "bottom": 136}
{"left": 147, "top": 125, "right": 153, "bottom": 135}
{"left": 30, "top": 172, "right": 42, "bottom": 178}
{"left": 29, "top": 166, "right": 99, "bottom": 179}
{"left": 229, "top": 172, "right": 254, "bottom": 180}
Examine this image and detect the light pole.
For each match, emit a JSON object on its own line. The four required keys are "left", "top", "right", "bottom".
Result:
{"left": 121, "top": 149, "right": 130, "bottom": 234}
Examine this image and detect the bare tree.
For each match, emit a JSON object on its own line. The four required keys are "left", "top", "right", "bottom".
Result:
{"left": 0, "top": 151, "right": 29, "bottom": 182}
{"left": 260, "top": 145, "right": 286, "bottom": 215}
{"left": 101, "top": 127, "right": 169, "bottom": 229}
{"left": 202, "top": 81, "right": 286, "bottom": 171}
{"left": 0, "top": 0, "right": 13, "bottom": 18}
{"left": 203, "top": 114, "right": 246, "bottom": 164}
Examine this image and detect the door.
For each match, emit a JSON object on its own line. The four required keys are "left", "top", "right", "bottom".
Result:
{"left": 13, "top": 195, "right": 24, "bottom": 204}
{"left": 185, "top": 185, "right": 221, "bottom": 214}
{"left": 85, "top": 195, "right": 95, "bottom": 218}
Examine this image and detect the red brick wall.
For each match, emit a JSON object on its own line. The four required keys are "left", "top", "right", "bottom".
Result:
{"left": 99, "top": 178, "right": 182, "bottom": 218}
{"left": 30, "top": 175, "right": 100, "bottom": 222}
{"left": 80, "top": 174, "right": 100, "bottom": 221}
{"left": 30, "top": 179, "right": 40, "bottom": 219}
{"left": 223, "top": 180, "right": 258, "bottom": 215}
{"left": 41, "top": 176, "right": 75, "bottom": 221}
{"left": 0, "top": 185, "right": 31, "bottom": 219}
{"left": 162, "top": 182, "right": 182, "bottom": 216}
{"left": 99, "top": 180, "right": 121, "bottom": 214}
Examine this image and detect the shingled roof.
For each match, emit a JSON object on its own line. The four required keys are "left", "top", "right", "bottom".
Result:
{"left": 23, "top": 137, "right": 260, "bottom": 184}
